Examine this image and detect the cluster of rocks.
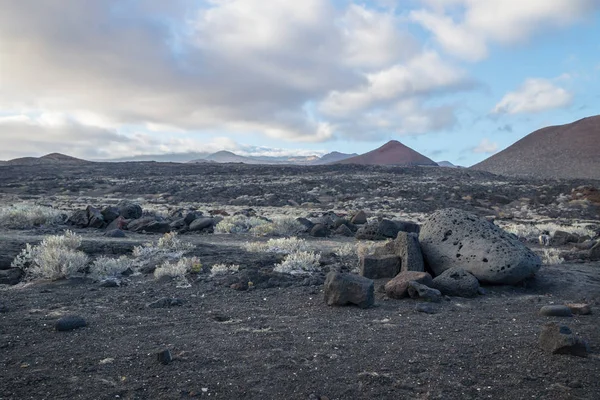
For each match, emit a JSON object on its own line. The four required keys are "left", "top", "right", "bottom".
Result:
{"left": 67, "top": 200, "right": 220, "bottom": 236}
{"left": 297, "top": 209, "right": 420, "bottom": 240}
{"left": 324, "top": 208, "right": 542, "bottom": 308}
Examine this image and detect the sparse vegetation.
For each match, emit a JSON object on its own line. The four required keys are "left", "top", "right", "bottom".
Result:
{"left": 12, "top": 230, "right": 88, "bottom": 280}
{"left": 273, "top": 251, "right": 321, "bottom": 275}
{"left": 89, "top": 256, "right": 133, "bottom": 281}
{"left": 540, "top": 248, "right": 565, "bottom": 265}
{"left": 0, "top": 203, "right": 67, "bottom": 229}
{"left": 499, "top": 221, "right": 596, "bottom": 241}
{"left": 210, "top": 263, "right": 240, "bottom": 276}
{"left": 132, "top": 232, "right": 195, "bottom": 270}
{"left": 154, "top": 256, "right": 200, "bottom": 287}
{"left": 215, "top": 215, "right": 304, "bottom": 236}
{"left": 244, "top": 237, "right": 308, "bottom": 253}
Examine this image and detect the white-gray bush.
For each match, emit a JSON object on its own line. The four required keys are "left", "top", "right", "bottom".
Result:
{"left": 12, "top": 230, "right": 89, "bottom": 280}
{"left": 0, "top": 204, "right": 67, "bottom": 229}
{"left": 89, "top": 256, "right": 133, "bottom": 281}
{"left": 273, "top": 251, "right": 321, "bottom": 276}
{"left": 132, "top": 232, "right": 194, "bottom": 270}
{"left": 215, "top": 215, "right": 304, "bottom": 236}
{"left": 244, "top": 237, "right": 308, "bottom": 253}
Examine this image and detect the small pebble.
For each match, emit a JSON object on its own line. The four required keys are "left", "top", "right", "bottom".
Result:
{"left": 565, "top": 303, "right": 592, "bottom": 315}
{"left": 157, "top": 349, "right": 172, "bottom": 365}
{"left": 415, "top": 303, "right": 437, "bottom": 314}
{"left": 55, "top": 315, "right": 87, "bottom": 331}
{"left": 539, "top": 305, "right": 572, "bottom": 317}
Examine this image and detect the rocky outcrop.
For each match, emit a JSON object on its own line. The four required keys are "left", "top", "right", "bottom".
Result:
{"left": 419, "top": 209, "right": 541, "bottom": 284}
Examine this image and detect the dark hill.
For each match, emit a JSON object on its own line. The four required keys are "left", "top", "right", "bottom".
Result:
{"left": 335, "top": 140, "right": 437, "bottom": 166}
{"left": 471, "top": 116, "right": 600, "bottom": 180}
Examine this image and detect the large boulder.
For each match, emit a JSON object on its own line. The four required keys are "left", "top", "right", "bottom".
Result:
{"left": 324, "top": 272, "right": 374, "bottom": 308}
{"left": 384, "top": 271, "right": 433, "bottom": 299}
{"left": 432, "top": 267, "right": 479, "bottom": 297}
{"left": 189, "top": 217, "right": 214, "bottom": 232}
{"left": 419, "top": 209, "right": 541, "bottom": 284}
{"left": 67, "top": 209, "right": 89, "bottom": 228}
{"left": 86, "top": 206, "right": 105, "bottom": 229}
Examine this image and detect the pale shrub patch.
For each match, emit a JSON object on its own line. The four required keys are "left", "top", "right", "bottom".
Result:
{"left": 132, "top": 232, "right": 194, "bottom": 270}
{"left": 210, "top": 263, "right": 240, "bottom": 276}
{"left": 273, "top": 251, "right": 321, "bottom": 276}
{"left": 89, "top": 256, "right": 133, "bottom": 280}
{"left": 0, "top": 203, "right": 67, "bottom": 229}
{"left": 244, "top": 237, "right": 308, "bottom": 254}
{"left": 215, "top": 215, "right": 304, "bottom": 236}
{"left": 540, "top": 248, "right": 565, "bottom": 265}
{"left": 499, "top": 221, "right": 596, "bottom": 241}
{"left": 154, "top": 256, "right": 200, "bottom": 288}
{"left": 214, "top": 215, "right": 271, "bottom": 234}
{"left": 12, "top": 230, "right": 89, "bottom": 280}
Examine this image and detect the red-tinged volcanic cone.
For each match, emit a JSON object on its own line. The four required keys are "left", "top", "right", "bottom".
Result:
{"left": 471, "top": 115, "right": 600, "bottom": 180}
{"left": 334, "top": 140, "right": 437, "bottom": 166}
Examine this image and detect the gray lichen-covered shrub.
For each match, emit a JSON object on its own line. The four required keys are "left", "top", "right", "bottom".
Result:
{"left": 132, "top": 232, "right": 194, "bottom": 270}
{"left": 273, "top": 251, "right": 321, "bottom": 275}
{"left": 12, "top": 230, "right": 88, "bottom": 280}
{"left": 215, "top": 215, "right": 304, "bottom": 236}
{"left": 244, "top": 237, "right": 308, "bottom": 253}
{"left": 0, "top": 204, "right": 67, "bottom": 229}
{"left": 89, "top": 256, "right": 133, "bottom": 281}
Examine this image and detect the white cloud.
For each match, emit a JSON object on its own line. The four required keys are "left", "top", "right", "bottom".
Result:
{"left": 319, "top": 51, "right": 468, "bottom": 117}
{"left": 492, "top": 78, "right": 573, "bottom": 114}
{"left": 411, "top": 0, "right": 600, "bottom": 61}
{"left": 473, "top": 138, "right": 498, "bottom": 154}
{"left": 0, "top": 0, "right": 464, "bottom": 150}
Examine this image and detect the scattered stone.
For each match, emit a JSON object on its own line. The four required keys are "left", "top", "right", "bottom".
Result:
{"left": 127, "top": 217, "right": 171, "bottom": 234}
{"left": 99, "top": 278, "right": 121, "bottom": 288}
{"left": 0, "top": 268, "right": 24, "bottom": 285}
{"left": 147, "top": 298, "right": 185, "bottom": 308}
{"left": 55, "top": 315, "right": 87, "bottom": 331}
{"left": 310, "top": 223, "right": 329, "bottom": 238}
{"left": 117, "top": 200, "right": 143, "bottom": 220}
{"left": 67, "top": 209, "right": 89, "bottom": 228}
{"left": 395, "top": 221, "right": 420, "bottom": 234}
{"left": 296, "top": 217, "right": 315, "bottom": 232}
{"left": 539, "top": 305, "right": 573, "bottom": 317}
{"left": 230, "top": 281, "right": 249, "bottom": 291}
{"left": 157, "top": 349, "right": 172, "bottom": 365}
{"left": 101, "top": 206, "right": 120, "bottom": 224}
{"left": 565, "top": 303, "right": 592, "bottom": 315}
{"left": 0, "top": 303, "right": 8, "bottom": 313}
{"left": 104, "top": 229, "right": 126, "bottom": 238}
{"left": 419, "top": 208, "right": 541, "bottom": 284}
{"left": 359, "top": 254, "right": 400, "bottom": 279}
{"left": 86, "top": 206, "right": 106, "bottom": 229}
{"left": 415, "top": 303, "right": 437, "bottom": 314}
{"left": 407, "top": 281, "right": 442, "bottom": 303}
{"left": 477, "top": 287, "right": 487, "bottom": 296}
{"left": 184, "top": 211, "right": 202, "bottom": 224}
{"left": 105, "top": 216, "right": 127, "bottom": 231}
{"left": 324, "top": 272, "right": 374, "bottom": 308}
{"left": 189, "top": 217, "right": 214, "bottom": 231}
{"left": 355, "top": 220, "right": 400, "bottom": 240}
{"left": 539, "top": 323, "right": 589, "bottom": 357}
{"left": 551, "top": 231, "right": 579, "bottom": 246}
{"left": 432, "top": 267, "right": 480, "bottom": 298}
{"left": 334, "top": 224, "right": 354, "bottom": 237}
{"left": 384, "top": 271, "right": 433, "bottom": 299}
{"left": 351, "top": 210, "right": 368, "bottom": 225}
{"left": 377, "top": 219, "right": 401, "bottom": 238}
{"left": 170, "top": 218, "right": 187, "bottom": 230}
{"left": 590, "top": 241, "right": 600, "bottom": 261}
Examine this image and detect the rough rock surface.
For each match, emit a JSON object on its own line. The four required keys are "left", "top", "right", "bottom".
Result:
{"left": 432, "top": 267, "right": 479, "bottom": 297}
{"left": 127, "top": 217, "right": 171, "bottom": 234}
{"left": 350, "top": 210, "right": 367, "bottom": 225}
{"left": 407, "top": 281, "right": 442, "bottom": 303}
{"left": 539, "top": 323, "right": 589, "bottom": 357}
{"left": 0, "top": 268, "right": 23, "bottom": 285}
{"left": 359, "top": 254, "right": 400, "bottom": 279}
{"left": 384, "top": 271, "right": 433, "bottom": 299}
{"left": 419, "top": 208, "right": 541, "bottom": 284}
{"left": 590, "top": 241, "right": 600, "bottom": 261}
{"left": 539, "top": 305, "right": 573, "bottom": 317}
{"left": 189, "top": 217, "right": 214, "bottom": 232}
{"left": 381, "top": 232, "right": 425, "bottom": 272}
{"left": 324, "top": 272, "right": 374, "bottom": 308}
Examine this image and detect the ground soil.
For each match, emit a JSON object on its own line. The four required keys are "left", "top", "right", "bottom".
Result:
{"left": 1, "top": 163, "right": 600, "bottom": 400}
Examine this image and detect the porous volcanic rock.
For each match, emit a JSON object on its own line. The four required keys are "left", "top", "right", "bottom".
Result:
{"left": 432, "top": 267, "right": 479, "bottom": 297}
{"left": 407, "top": 281, "right": 442, "bottom": 303}
{"left": 419, "top": 208, "right": 541, "bottom": 284}
{"left": 378, "top": 232, "right": 425, "bottom": 272}
{"left": 117, "top": 200, "right": 143, "bottom": 220}
{"left": 359, "top": 254, "right": 400, "bottom": 279}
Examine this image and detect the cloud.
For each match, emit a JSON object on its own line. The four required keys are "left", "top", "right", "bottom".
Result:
{"left": 411, "top": 0, "right": 600, "bottom": 61}
{"left": 492, "top": 78, "right": 573, "bottom": 114}
{"left": 472, "top": 138, "right": 499, "bottom": 154}
{"left": 0, "top": 0, "right": 448, "bottom": 146}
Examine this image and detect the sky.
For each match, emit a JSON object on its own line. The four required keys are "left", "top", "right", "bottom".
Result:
{"left": 0, "top": 0, "right": 599, "bottom": 166}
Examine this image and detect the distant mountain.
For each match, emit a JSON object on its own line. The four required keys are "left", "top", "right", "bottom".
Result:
{"left": 312, "top": 151, "right": 358, "bottom": 165}
{"left": 335, "top": 140, "right": 437, "bottom": 166}
{"left": 471, "top": 115, "right": 600, "bottom": 180}
{"left": 105, "top": 152, "right": 210, "bottom": 163}
{"left": 204, "top": 151, "right": 264, "bottom": 164}
{"left": 437, "top": 161, "right": 459, "bottom": 168}
{"left": 6, "top": 153, "right": 90, "bottom": 165}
